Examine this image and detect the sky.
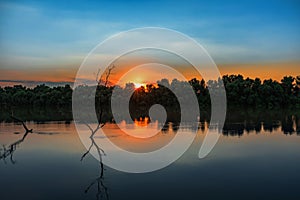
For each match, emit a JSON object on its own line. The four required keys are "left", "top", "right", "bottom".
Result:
{"left": 0, "top": 0, "right": 299, "bottom": 86}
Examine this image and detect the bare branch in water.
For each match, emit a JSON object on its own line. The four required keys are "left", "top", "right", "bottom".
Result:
{"left": 0, "top": 116, "right": 33, "bottom": 163}
{"left": 81, "top": 65, "right": 115, "bottom": 199}
{"left": 11, "top": 116, "right": 33, "bottom": 133}
{"left": 84, "top": 174, "right": 109, "bottom": 200}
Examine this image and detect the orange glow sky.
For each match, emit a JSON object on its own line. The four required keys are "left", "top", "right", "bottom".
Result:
{"left": 0, "top": 1, "right": 299, "bottom": 87}
{"left": 111, "top": 60, "right": 300, "bottom": 86}
{"left": 0, "top": 60, "right": 299, "bottom": 87}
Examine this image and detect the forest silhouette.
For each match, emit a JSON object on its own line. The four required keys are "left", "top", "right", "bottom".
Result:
{"left": 1, "top": 74, "right": 300, "bottom": 135}
{"left": 1, "top": 74, "right": 299, "bottom": 110}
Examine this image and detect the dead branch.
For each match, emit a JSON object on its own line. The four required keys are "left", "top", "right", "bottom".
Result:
{"left": 11, "top": 116, "right": 33, "bottom": 133}
{"left": 97, "top": 65, "right": 115, "bottom": 87}
{"left": 81, "top": 65, "right": 115, "bottom": 199}
{"left": 0, "top": 116, "right": 33, "bottom": 163}
{"left": 103, "top": 65, "right": 115, "bottom": 87}
{"left": 0, "top": 117, "right": 32, "bottom": 164}
{"left": 84, "top": 175, "right": 109, "bottom": 200}
{"left": 0, "top": 116, "right": 50, "bottom": 163}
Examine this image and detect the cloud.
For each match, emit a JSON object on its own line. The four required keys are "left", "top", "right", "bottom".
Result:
{"left": 0, "top": 2, "right": 39, "bottom": 13}
{"left": 0, "top": 0, "right": 299, "bottom": 85}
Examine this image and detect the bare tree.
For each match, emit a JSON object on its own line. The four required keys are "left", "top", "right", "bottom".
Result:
{"left": 80, "top": 65, "right": 115, "bottom": 200}
{"left": 0, "top": 116, "right": 32, "bottom": 163}
{"left": 80, "top": 65, "right": 115, "bottom": 169}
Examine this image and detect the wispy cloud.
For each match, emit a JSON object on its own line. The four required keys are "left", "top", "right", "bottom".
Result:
{"left": 0, "top": 0, "right": 299, "bottom": 85}
{"left": 0, "top": 2, "right": 39, "bottom": 13}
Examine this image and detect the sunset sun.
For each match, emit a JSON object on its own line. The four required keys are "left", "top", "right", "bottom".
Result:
{"left": 134, "top": 82, "right": 146, "bottom": 89}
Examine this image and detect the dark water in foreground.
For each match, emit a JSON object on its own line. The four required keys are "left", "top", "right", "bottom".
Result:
{"left": 0, "top": 115, "right": 300, "bottom": 200}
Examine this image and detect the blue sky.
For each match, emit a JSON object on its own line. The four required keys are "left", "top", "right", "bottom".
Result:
{"left": 0, "top": 0, "right": 299, "bottom": 82}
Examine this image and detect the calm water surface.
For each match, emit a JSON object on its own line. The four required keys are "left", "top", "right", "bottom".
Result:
{"left": 0, "top": 119, "right": 300, "bottom": 200}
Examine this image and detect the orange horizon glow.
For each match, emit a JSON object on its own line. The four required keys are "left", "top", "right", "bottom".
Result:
{"left": 0, "top": 61, "right": 299, "bottom": 87}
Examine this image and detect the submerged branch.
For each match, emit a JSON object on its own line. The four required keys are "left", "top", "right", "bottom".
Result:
{"left": 11, "top": 116, "right": 33, "bottom": 133}
{"left": 0, "top": 116, "right": 33, "bottom": 163}
{"left": 80, "top": 65, "right": 114, "bottom": 199}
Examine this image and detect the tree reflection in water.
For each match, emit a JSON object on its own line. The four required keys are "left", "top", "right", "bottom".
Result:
{"left": 1, "top": 110, "right": 299, "bottom": 200}
{"left": 80, "top": 123, "right": 109, "bottom": 200}
{"left": 0, "top": 116, "right": 110, "bottom": 200}
{"left": 0, "top": 116, "right": 61, "bottom": 163}
{"left": 0, "top": 128, "right": 30, "bottom": 164}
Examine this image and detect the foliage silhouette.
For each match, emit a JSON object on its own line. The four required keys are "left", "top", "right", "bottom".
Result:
{"left": 1, "top": 75, "right": 299, "bottom": 111}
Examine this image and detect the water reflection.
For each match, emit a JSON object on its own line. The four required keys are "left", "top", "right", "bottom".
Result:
{"left": 0, "top": 117, "right": 110, "bottom": 200}
{"left": 152, "top": 116, "right": 299, "bottom": 136}
{"left": 0, "top": 112, "right": 300, "bottom": 200}
{"left": 220, "top": 109, "right": 300, "bottom": 136}
{"left": 84, "top": 174, "right": 109, "bottom": 200}
{"left": 80, "top": 123, "right": 109, "bottom": 200}
{"left": 1, "top": 113, "right": 299, "bottom": 165}
{"left": 0, "top": 130, "right": 30, "bottom": 163}
{"left": 221, "top": 115, "right": 300, "bottom": 136}
{"left": 0, "top": 116, "right": 59, "bottom": 163}
{"left": 1, "top": 107, "right": 299, "bottom": 136}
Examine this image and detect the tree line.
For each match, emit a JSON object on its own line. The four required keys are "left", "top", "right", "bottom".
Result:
{"left": 0, "top": 84, "right": 72, "bottom": 107}
{"left": 0, "top": 75, "right": 299, "bottom": 110}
